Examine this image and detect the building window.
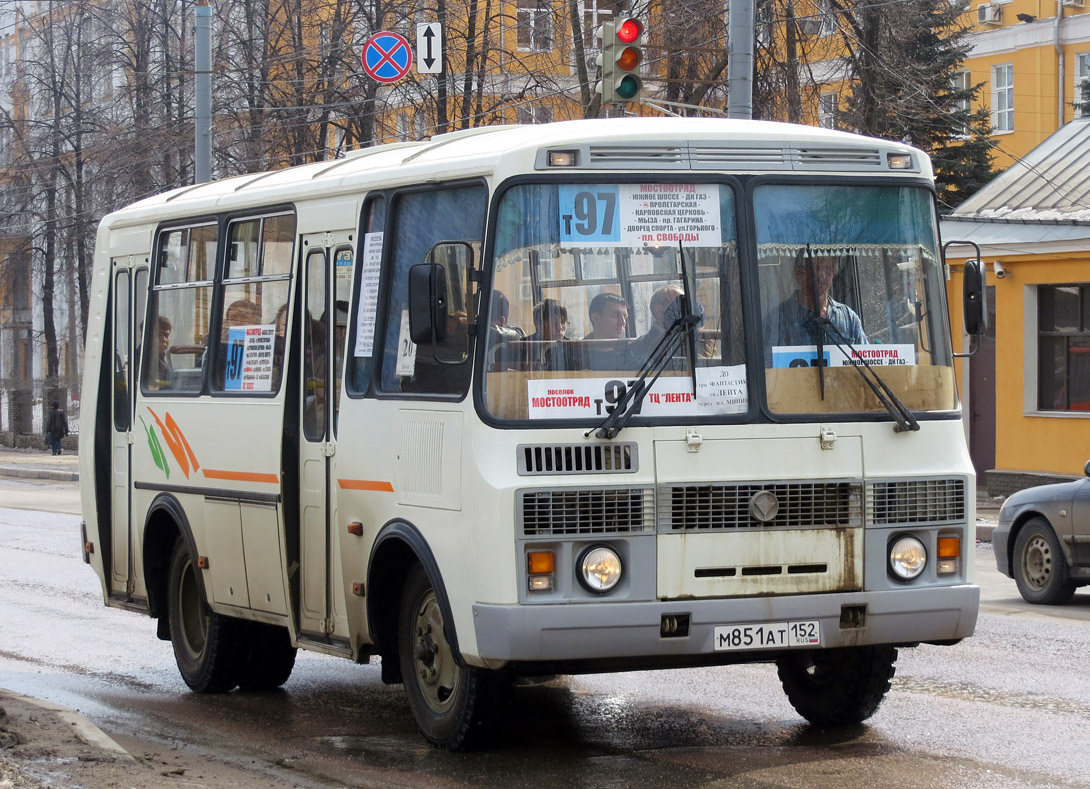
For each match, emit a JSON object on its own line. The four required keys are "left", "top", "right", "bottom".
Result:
{"left": 517, "top": 0, "right": 552, "bottom": 52}
{"left": 992, "top": 63, "right": 1014, "bottom": 132}
{"left": 1038, "top": 285, "right": 1090, "bottom": 412}
{"left": 1076, "top": 52, "right": 1090, "bottom": 119}
{"left": 581, "top": 0, "right": 618, "bottom": 50}
{"left": 818, "top": 91, "right": 838, "bottom": 129}
{"left": 952, "top": 69, "right": 971, "bottom": 137}
{"left": 516, "top": 103, "right": 553, "bottom": 124}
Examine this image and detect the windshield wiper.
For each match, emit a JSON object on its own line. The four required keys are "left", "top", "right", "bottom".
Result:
{"left": 586, "top": 308, "right": 702, "bottom": 439}
{"left": 805, "top": 315, "right": 920, "bottom": 433}
{"left": 588, "top": 243, "right": 704, "bottom": 440}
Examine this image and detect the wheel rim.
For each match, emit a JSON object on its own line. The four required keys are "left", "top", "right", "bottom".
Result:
{"left": 410, "top": 588, "right": 460, "bottom": 714}
{"left": 177, "top": 556, "right": 208, "bottom": 659}
{"left": 1021, "top": 534, "right": 1053, "bottom": 591}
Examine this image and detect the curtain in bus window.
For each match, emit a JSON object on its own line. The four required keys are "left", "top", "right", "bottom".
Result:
{"left": 145, "top": 225, "right": 218, "bottom": 393}
{"left": 379, "top": 185, "right": 486, "bottom": 396}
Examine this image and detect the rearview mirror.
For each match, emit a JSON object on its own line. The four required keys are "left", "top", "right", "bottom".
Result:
{"left": 408, "top": 263, "right": 448, "bottom": 345}
{"left": 962, "top": 259, "right": 987, "bottom": 336}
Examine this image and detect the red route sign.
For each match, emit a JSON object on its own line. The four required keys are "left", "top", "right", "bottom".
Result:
{"left": 362, "top": 32, "right": 412, "bottom": 83}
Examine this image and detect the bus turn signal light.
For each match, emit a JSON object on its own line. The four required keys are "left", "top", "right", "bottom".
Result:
{"left": 528, "top": 551, "right": 555, "bottom": 591}
{"left": 937, "top": 537, "right": 960, "bottom": 558}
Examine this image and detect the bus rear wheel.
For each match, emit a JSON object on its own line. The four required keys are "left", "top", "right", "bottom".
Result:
{"left": 398, "top": 565, "right": 501, "bottom": 750}
{"left": 167, "top": 538, "right": 240, "bottom": 693}
{"left": 776, "top": 645, "right": 897, "bottom": 727}
{"left": 236, "top": 621, "right": 297, "bottom": 691}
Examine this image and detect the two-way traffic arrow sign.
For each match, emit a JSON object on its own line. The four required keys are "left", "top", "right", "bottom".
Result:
{"left": 416, "top": 22, "right": 443, "bottom": 74}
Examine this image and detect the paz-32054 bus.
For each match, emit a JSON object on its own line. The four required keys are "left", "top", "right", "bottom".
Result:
{"left": 80, "top": 118, "right": 985, "bottom": 749}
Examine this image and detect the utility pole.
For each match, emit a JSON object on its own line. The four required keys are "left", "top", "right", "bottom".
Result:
{"left": 195, "top": 0, "right": 212, "bottom": 183}
{"left": 727, "top": 0, "right": 754, "bottom": 120}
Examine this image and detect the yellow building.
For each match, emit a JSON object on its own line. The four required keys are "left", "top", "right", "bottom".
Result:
{"left": 958, "top": 0, "right": 1090, "bottom": 167}
{"left": 941, "top": 118, "right": 1090, "bottom": 494}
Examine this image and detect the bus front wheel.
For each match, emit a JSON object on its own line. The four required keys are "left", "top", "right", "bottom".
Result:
{"left": 398, "top": 565, "right": 501, "bottom": 750}
{"left": 167, "top": 538, "right": 239, "bottom": 693}
{"left": 776, "top": 645, "right": 897, "bottom": 726}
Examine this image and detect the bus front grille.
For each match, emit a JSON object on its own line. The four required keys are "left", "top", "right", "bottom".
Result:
{"left": 517, "top": 442, "right": 638, "bottom": 475}
{"left": 867, "top": 478, "right": 967, "bottom": 525}
{"left": 518, "top": 487, "right": 656, "bottom": 536}
{"left": 659, "top": 481, "right": 862, "bottom": 531}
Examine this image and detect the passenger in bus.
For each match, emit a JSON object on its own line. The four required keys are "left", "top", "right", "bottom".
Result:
{"left": 508, "top": 298, "right": 569, "bottom": 371}
{"left": 633, "top": 285, "right": 683, "bottom": 357}
{"left": 224, "top": 299, "right": 262, "bottom": 330}
{"left": 584, "top": 292, "right": 629, "bottom": 340}
{"left": 154, "top": 315, "right": 174, "bottom": 388}
{"left": 584, "top": 292, "right": 629, "bottom": 370}
{"left": 764, "top": 251, "right": 865, "bottom": 351}
{"left": 486, "top": 291, "right": 525, "bottom": 370}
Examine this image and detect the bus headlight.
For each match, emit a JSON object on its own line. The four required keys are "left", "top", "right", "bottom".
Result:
{"left": 889, "top": 535, "right": 927, "bottom": 581}
{"left": 578, "top": 545, "right": 623, "bottom": 594}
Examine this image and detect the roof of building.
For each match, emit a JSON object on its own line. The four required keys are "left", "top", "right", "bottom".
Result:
{"left": 947, "top": 118, "right": 1090, "bottom": 224}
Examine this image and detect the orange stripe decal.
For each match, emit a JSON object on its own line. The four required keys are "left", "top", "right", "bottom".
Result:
{"left": 338, "top": 479, "right": 395, "bottom": 492}
{"left": 203, "top": 469, "right": 280, "bottom": 484}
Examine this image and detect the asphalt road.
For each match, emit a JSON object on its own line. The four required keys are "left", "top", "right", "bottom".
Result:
{"left": 2, "top": 479, "right": 1090, "bottom": 788}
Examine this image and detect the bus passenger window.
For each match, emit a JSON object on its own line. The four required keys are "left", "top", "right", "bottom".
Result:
{"left": 144, "top": 224, "right": 218, "bottom": 394}
{"left": 379, "top": 185, "right": 486, "bottom": 396}
{"left": 212, "top": 213, "right": 295, "bottom": 394}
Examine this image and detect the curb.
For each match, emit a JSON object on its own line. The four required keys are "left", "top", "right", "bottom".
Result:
{"left": 0, "top": 465, "right": 79, "bottom": 483}
{"left": 0, "top": 688, "right": 131, "bottom": 759}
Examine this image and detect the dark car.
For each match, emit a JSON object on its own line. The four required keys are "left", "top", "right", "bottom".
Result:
{"left": 993, "top": 462, "right": 1090, "bottom": 604}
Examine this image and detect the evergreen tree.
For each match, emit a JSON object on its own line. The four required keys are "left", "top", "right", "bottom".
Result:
{"left": 828, "top": 0, "right": 993, "bottom": 210}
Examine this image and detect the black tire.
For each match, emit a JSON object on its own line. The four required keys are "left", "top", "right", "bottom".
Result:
{"left": 1013, "top": 517, "right": 1076, "bottom": 605}
{"left": 777, "top": 646, "right": 897, "bottom": 727}
{"left": 167, "top": 538, "right": 240, "bottom": 693}
{"left": 398, "top": 565, "right": 502, "bottom": 750}
{"left": 236, "top": 621, "right": 297, "bottom": 691}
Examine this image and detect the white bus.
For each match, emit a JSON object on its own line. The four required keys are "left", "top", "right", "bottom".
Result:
{"left": 80, "top": 118, "right": 986, "bottom": 749}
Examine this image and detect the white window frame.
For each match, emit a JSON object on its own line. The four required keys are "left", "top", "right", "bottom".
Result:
{"left": 1076, "top": 52, "right": 1090, "bottom": 119}
{"left": 952, "top": 69, "right": 972, "bottom": 138}
{"left": 516, "top": 103, "right": 553, "bottom": 125}
{"left": 992, "top": 63, "right": 1014, "bottom": 133}
{"left": 818, "top": 91, "right": 838, "bottom": 129}
{"left": 516, "top": 0, "right": 553, "bottom": 53}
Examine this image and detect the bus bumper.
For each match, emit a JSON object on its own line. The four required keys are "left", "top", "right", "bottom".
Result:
{"left": 471, "top": 585, "right": 979, "bottom": 662}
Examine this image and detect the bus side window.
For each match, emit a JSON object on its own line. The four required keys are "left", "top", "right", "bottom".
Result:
{"left": 212, "top": 214, "right": 294, "bottom": 394}
{"left": 379, "top": 184, "right": 487, "bottom": 396}
{"left": 144, "top": 225, "right": 218, "bottom": 394}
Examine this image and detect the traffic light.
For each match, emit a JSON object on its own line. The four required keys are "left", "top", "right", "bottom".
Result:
{"left": 596, "top": 16, "right": 644, "bottom": 104}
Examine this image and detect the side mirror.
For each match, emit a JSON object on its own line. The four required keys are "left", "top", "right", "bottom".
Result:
{"left": 408, "top": 263, "right": 448, "bottom": 345}
{"left": 962, "top": 259, "right": 987, "bottom": 337}
{"left": 1084, "top": 458, "right": 1090, "bottom": 478}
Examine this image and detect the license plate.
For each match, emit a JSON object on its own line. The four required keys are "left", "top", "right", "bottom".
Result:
{"left": 713, "top": 620, "right": 821, "bottom": 651}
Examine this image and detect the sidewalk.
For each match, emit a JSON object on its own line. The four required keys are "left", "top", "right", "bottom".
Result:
{"left": 0, "top": 446, "right": 79, "bottom": 482}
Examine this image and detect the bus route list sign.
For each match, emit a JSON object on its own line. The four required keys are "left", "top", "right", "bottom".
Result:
{"left": 558, "top": 183, "right": 722, "bottom": 248}
{"left": 224, "top": 324, "right": 276, "bottom": 392}
{"left": 362, "top": 32, "right": 413, "bottom": 83}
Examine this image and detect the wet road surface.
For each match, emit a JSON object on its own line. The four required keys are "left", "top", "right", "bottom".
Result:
{"left": 2, "top": 492, "right": 1089, "bottom": 788}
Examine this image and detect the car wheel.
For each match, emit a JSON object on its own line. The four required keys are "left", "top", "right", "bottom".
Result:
{"left": 776, "top": 646, "right": 897, "bottom": 727}
{"left": 398, "top": 565, "right": 504, "bottom": 750}
{"left": 1013, "top": 516, "right": 1076, "bottom": 605}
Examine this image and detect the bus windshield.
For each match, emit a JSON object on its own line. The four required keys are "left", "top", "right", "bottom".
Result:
{"left": 483, "top": 181, "right": 745, "bottom": 423}
{"left": 482, "top": 180, "right": 955, "bottom": 424}
{"left": 756, "top": 183, "right": 956, "bottom": 417}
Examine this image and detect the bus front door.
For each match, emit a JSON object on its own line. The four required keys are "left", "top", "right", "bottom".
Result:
{"left": 109, "top": 260, "right": 147, "bottom": 600}
{"left": 296, "top": 240, "right": 352, "bottom": 646}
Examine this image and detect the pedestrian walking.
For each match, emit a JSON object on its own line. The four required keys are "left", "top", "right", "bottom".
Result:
{"left": 45, "top": 401, "right": 69, "bottom": 456}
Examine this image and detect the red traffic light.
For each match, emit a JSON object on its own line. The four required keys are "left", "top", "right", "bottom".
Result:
{"left": 616, "top": 18, "right": 643, "bottom": 44}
